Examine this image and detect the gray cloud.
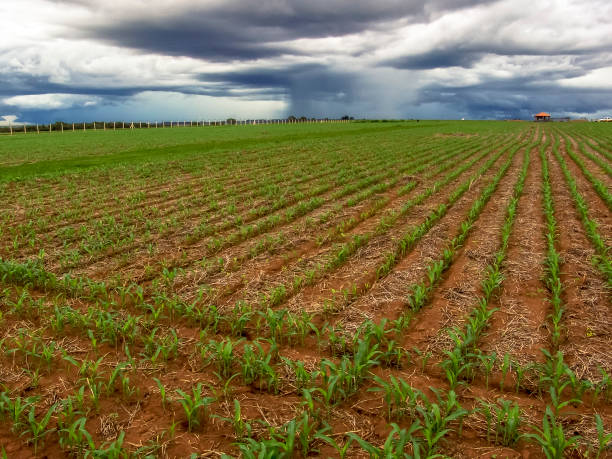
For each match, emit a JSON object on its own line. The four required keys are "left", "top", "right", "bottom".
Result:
{"left": 199, "top": 62, "right": 358, "bottom": 116}
{"left": 65, "top": 1, "right": 499, "bottom": 62}
{"left": 418, "top": 80, "right": 612, "bottom": 119}
{"left": 384, "top": 50, "right": 485, "bottom": 70}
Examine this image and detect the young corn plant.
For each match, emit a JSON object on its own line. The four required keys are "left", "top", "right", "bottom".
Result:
{"left": 204, "top": 338, "right": 243, "bottom": 379}
{"left": 175, "top": 383, "right": 215, "bottom": 432}
{"left": 594, "top": 413, "right": 612, "bottom": 459}
{"left": 85, "top": 431, "right": 127, "bottom": 458}
{"left": 22, "top": 403, "right": 57, "bottom": 455}
{"left": 347, "top": 422, "right": 422, "bottom": 458}
{"left": 281, "top": 357, "right": 318, "bottom": 392}
{"left": 223, "top": 399, "right": 255, "bottom": 440}
{"left": 595, "top": 367, "right": 611, "bottom": 403}
{"left": 227, "top": 301, "right": 253, "bottom": 337}
{"left": 258, "top": 307, "right": 287, "bottom": 342}
{"left": 58, "top": 417, "right": 94, "bottom": 455}
{"left": 241, "top": 341, "right": 279, "bottom": 393}
{"left": 286, "top": 310, "right": 319, "bottom": 345}
{"left": 369, "top": 375, "right": 424, "bottom": 420}
{"left": 325, "top": 323, "right": 350, "bottom": 356}
{"left": 314, "top": 431, "right": 354, "bottom": 459}
{"left": 416, "top": 390, "right": 468, "bottom": 456}
{"left": 259, "top": 411, "right": 329, "bottom": 457}
{"left": 105, "top": 362, "right": 129, "bottom": 396}
{"left": 441, "top": 347, "right": 474, "bottom": 390}
{"left": 494, "top": 398, "right": 522, "bottom": 447}
{"left": 525, "top": 406, "right": 580, "bottom": 459}
{"left": 87, "top": 378, "right": 104, "bottom": 413}
{"left": 3, "top": 394, "right": 39, "bottom": 434}
{"left": 373, "top": 138, "right": 514, "bottom": 285}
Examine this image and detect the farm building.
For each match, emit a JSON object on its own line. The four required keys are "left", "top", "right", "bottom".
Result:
{"left": 534, "top": 112, "right": 551, "bottom": 121}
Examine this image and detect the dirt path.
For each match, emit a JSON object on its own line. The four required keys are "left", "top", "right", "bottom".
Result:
{"left": 479, "top": 147, "right": 550, "bottom": 366}
{"left": 398, "top": 146, "right": 525, "bottom": 357}
{"left": 547, "top": 137, "right": 611, "bottom": 381}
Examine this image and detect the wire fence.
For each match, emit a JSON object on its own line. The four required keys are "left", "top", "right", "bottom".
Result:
{"left": 0, "top": 118, "right": 352, "bottom": 135}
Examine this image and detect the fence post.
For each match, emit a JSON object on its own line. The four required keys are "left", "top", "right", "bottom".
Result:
{"left": 83, "top": 122, "right": 86, "bottom": 131}
{"left": 72, "top": 123, "right": 75, "bottom": 132}
{"left": 104, "top": 122, "right": 106, "bottom": 131}
{"left": 61, "top": 123, "right": 63, "bottom": 133}
{"left": 37, "top": 124, "right": 39, "bottom": 134}
{"left": 24, "top": 124, "right": 27, "bottom": 134}
{"left": 49, "top": 123, "right": 52, "bottom": 133}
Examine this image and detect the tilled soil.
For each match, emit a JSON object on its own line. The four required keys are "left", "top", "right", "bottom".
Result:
{"left": 0, "top": 124, "right": 610, "bottom": 458}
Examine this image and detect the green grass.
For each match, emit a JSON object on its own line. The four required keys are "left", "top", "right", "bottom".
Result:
{"left": 0, "top": 121, "right": 527, "bottom": 182}
{"left": 0, "top": 122, "right": 442, "bottom": 180}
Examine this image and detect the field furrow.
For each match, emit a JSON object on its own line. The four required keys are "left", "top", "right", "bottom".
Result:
{"left": 1, "top": 121, "right": 610, "bottom": 459}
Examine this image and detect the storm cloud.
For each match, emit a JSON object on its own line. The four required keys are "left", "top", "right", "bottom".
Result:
{"left": 1, "top": 0, "right": 611, "bottom": 122}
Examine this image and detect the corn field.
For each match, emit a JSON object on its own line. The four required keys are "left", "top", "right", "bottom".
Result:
{"left": 0, "top": 120, "right": 610, "bottom": 457}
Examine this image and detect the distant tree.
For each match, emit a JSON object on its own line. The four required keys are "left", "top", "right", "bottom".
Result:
{"left": 299, "top": 116, "right": 307, "bottom": 122}
{"left": 287, "top": 115, "right": 297, "bottom": 122}
{"left": 226, "top": 118, "right": 237, "bottom": 125}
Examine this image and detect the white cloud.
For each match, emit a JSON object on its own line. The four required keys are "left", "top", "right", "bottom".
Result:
{"left": 51, "top": 91, "right": 288, "bottom": 121}
{"left": 2, "top": 93, "right": 102, "bottom": 110}
{"left": 0, "top": 115, "right": 19, "bottom": 126}
{"left": 558, "top": 66, "right": 612, "bottom": 89}
{"left": 1, "top": 0, "right": 611, "bottom": 119}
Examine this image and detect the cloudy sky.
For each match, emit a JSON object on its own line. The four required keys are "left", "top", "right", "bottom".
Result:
{"left": 1, "top": 0, "right": 611, "bottom": 123}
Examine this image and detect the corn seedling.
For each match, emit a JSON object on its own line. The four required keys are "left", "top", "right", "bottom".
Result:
{"left": 175, "top": 383, "right": 215, "bottom": 432}
{"left": 347, "top": 422, "right": 421, "bottom": 458}
{"left": 525, "top": 406, "right": 580, "bottom": 459}
{"left": 58, "top": 417, "right": 94, "bottom": 454}
{"left": 370, "top": 374, "right": 423, "bottom": 420}
{"left": 204, "top": 338, "right": 243, "bottom": 379}
{"left": 22, "top": 403, "right": 57, "bottom": 455}
{"left": 594, "top": 413, "right": 612, "bottom": 459}
{"left": 213, "top": 399, "right": 252, "bottom": 439}
{"left": 494, "top": 398, "right": 522, "bottom": 447}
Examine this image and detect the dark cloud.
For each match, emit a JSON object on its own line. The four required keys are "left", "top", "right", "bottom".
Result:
{"left": 384, "top": 50, "right": 485, "bottom": 70}
{"left": 199, "top": 63, "right": 356, "bottom": 116}
{"left": 0, "top": 74, "right": 142, "bottom": 98}
{"left": 417, "top": 79, "right": 612, "bottom": 119}
{"left": 2, "top": 0, "right": 611, "bottom": 121}
{"left": 68, "top": 1, "right": 497, "bottom": 61}
{"left": 384, "top": 44, "right": 612, "bottom": 71}
{"left": 199, "top": 66, "right": 303, "bottom": 90}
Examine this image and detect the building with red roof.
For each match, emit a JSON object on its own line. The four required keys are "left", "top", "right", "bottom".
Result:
{"left": 534, "top": 112, "right": 551, "bottom": 121}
